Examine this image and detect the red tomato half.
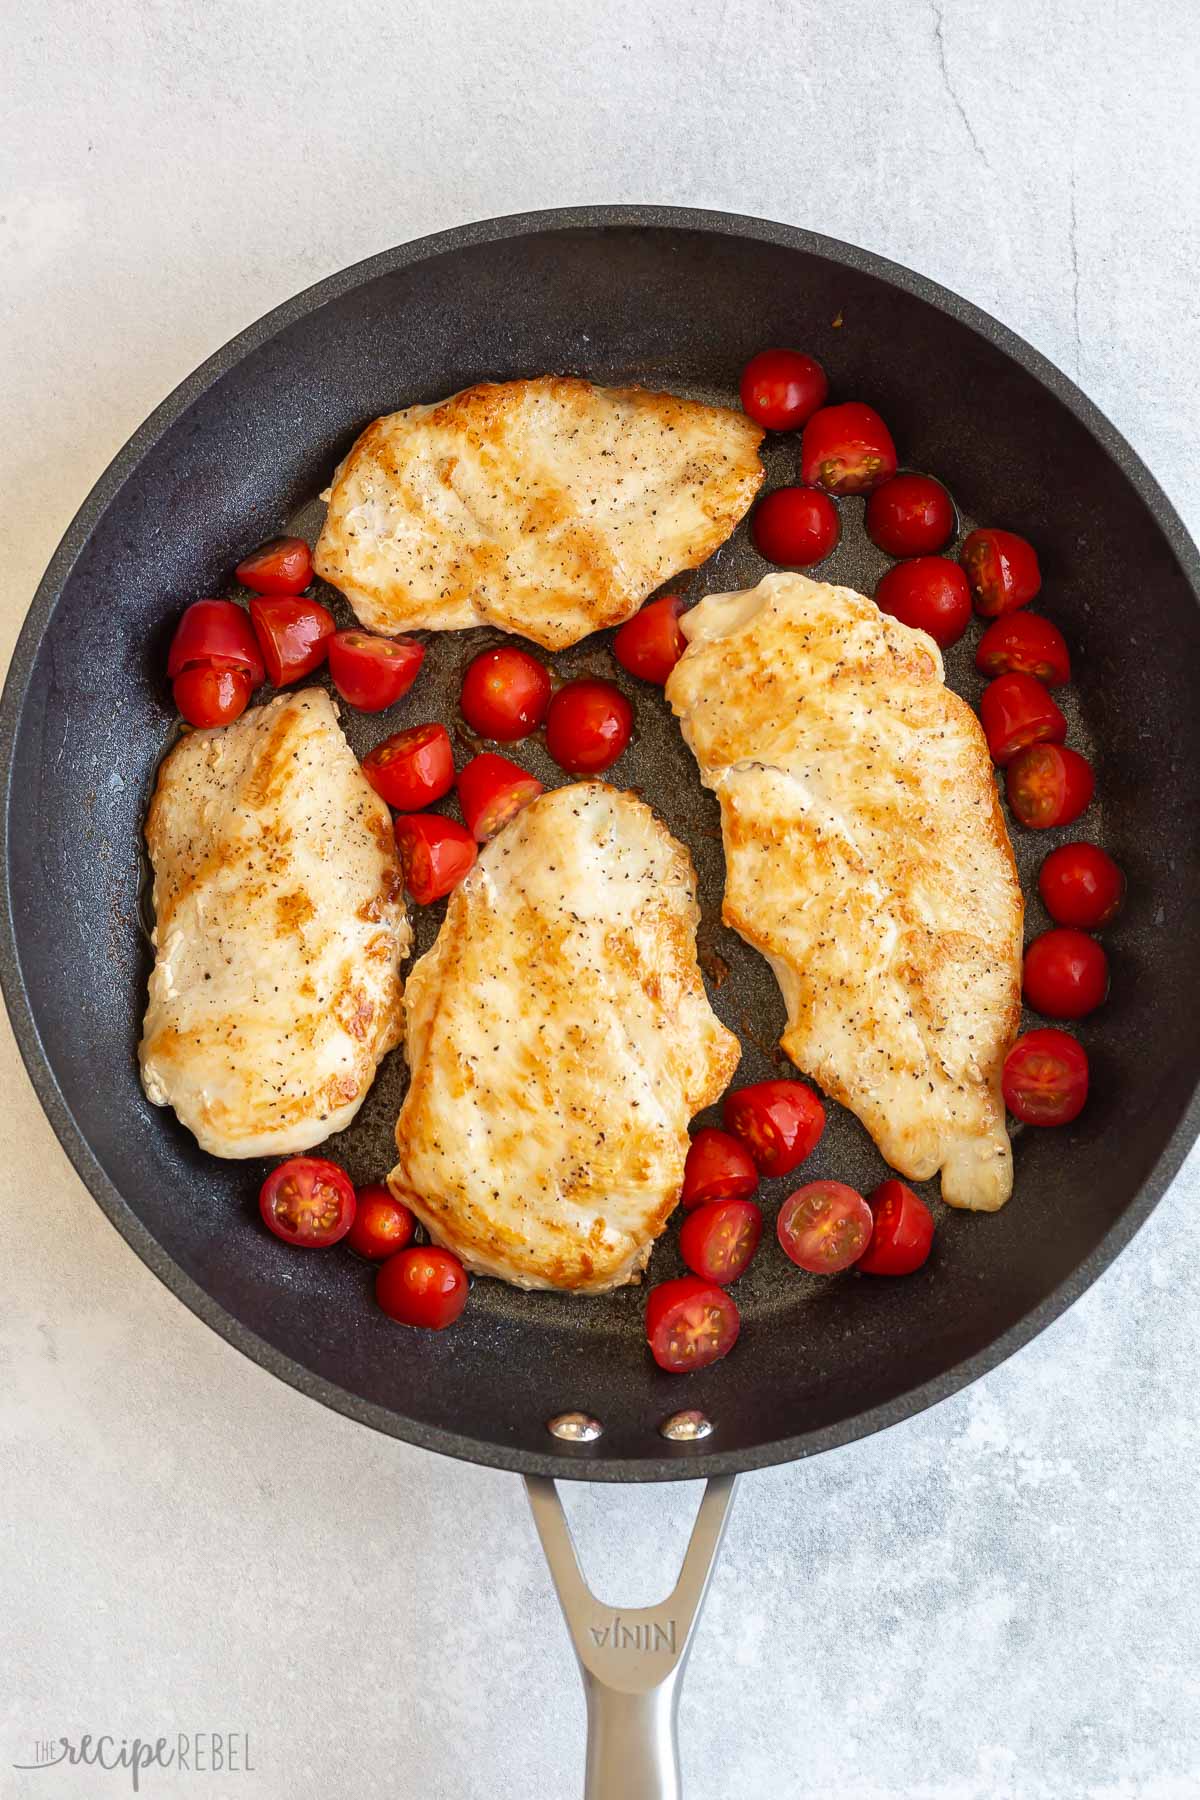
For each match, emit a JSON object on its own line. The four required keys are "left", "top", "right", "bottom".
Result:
{"left": 739, "top": 348, "right": 828, "bottom": 431}
{"left": 235, "top": 536, "right": 313, "bottom": 596}
{"left": 961, "top": 528, "right": 1041, "bottom": 616}
{"left": 1002, "top": 1029, "right": 1089, "bottom": 1125}
{"left": 347, "top": 1184, "right": 416, "bottom": 1260}
{"left": 1006, "top": 744, "right": 1094, "bottom": 830}
{"left": 752, "top": 486, "right": 840, "bottom": 566}
{"left": 173, "top": 661, "right": 254, "bottom": 728}
{"left": 723, "top": 1080, "right": 825, "bottom": 1177}
{"left": 979, "top": 672, "right": 1067, "bottom": 766}
{"left": 645, "top": 1276, "right": 740, "bottom": 1373}
{"left": 545, "top": 679, "right": 633, "bottom": 774}
{"left": 460, "top": 646, "right": 551, "bottom": 741}
{"left": 777, "top": 1182, "right": 873, "bottom": 1274}
{"left": 613, "top": 595, "right": 688, "bottom": 685}
{"left": 167, "top": 599, "right": 264, "bottom": 685}
{"left": 800, "top": 402, "right": 897, "bottom": 495}
{"left": 249, "top": 595, "right": 335, "bottom": 685}
{"left": 1023, "top": 928, "right": 1109, "bottom": 1020}
{"left": 864, "top": 474, "right": 955, "bottom": 557}
{"left": 376, "top": 1246, "right": 469, "bottom": 1329}
{"left": 975, "top": 612, "right": 1071, "bottom": 685}
{"left": 260, "top": 1157, "right": 356, "bottom": 1247}
{"left": 1038, "top": 842, "right": 1125, "bottom": 929}
{"left": 327, "top": 631, "right": 425, "bottom": 712}
{"left": 680, "top": 1128, "right": 759, "bottom": 1210}
{"left": 361, "top": 723, "right": 455, "bottom": 810}
{"left": 395, "top": 813, "right": 476, "bottom": 904}
{"left": 874, "top": 557, "right": 972, "bottom": 648}
{"left": 679, "top": 1200, "right": 763, "bottom": 1286}
{"left": 456, "top": 752, "right": 543, "bottom": 841}
{"left": 857, "top": 1180, "right": 935, "bottom": 1276}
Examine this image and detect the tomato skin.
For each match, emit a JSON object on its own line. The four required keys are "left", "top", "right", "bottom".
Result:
{"left": 347, "top": 1184, "right": 416, "bottom": 1260}
{"left": 260, "top": 1157, "right": 356, "bottom": 1247}
{"left": 362, "top": 724, "right": 455, "bottom": 811}
{"left": 864, "top": 474, "right": 955, "bottom": 557}
{"left": 961, "top": 528, "right": 1041, "bottom": 616}
{"left": 613, "top": 595, "right": 688, "bottom": 685}
{"left": 167, "top": 599, "right": 265, "bottom": 685}
{"left": 799, "top": 402, "right": 897, "bottom": 495}
{"left": 857, "top": 1180, "right": 934, "bottom": 1276}
{"left": 235, "top": 536, "right": 313, "bottom": 596}
{"left": 376, "top": 1246, "right": 469, "bottom": 1329}
{"left": 545, "top": 679, "right": 633, "bottom": 774}
{"left": 680, "top": 1128, "right": 759, "bottom": 1210}
{"left": 723, "top": 1079, "right": 825, "bottom": 1177}
{"left": 395, "top": 813, "right": 476, "bottom": 904}
{"left": 456, "top": 752, "right": 543, "bottom": 841}
{"left": 645, "top": 1275, "right": 740, "bottom": 1373}
{"left": 979, "top": 672, "right": 1067, "bottom": 766}
{"left": 460, "top": 646, "right": 551, "bottom": 741}
{"left": 777, "top": 1181, "right": 873, "bottom": 1274}
{"left": 1002, "top": 1028, "right": 1089, "bottom": 1125}
{"left": 249, "top": 595, "right": 335, "bottom": 685}
{"left": 679, "top": 1200, "right": 763, "bottom": 1286}
{"left": 1038, "top": 842, "right": 1124, "bottom": 929}
{"left": 327, "top": 631, "right": 425, "bottom": 711}
{"left": 874, "top": 557, "right": 972, "bottom": 648}
{"left": 1006, "top": 744, "right": 1095, "bottom": 830}
{"left": 752, "top": 486, "right": 841, "bottom": 566}
{"left": 173, "top": 661, "right": 254, "bottom": 728}
{"left": 976, "top": 612, "right": 1071, "bottom": 685}
{"left": 1023, "top": 927, "right": 1109, "bottom": 1020}
{"left": 739, "top": 349, "right": 828, "bottom": 431}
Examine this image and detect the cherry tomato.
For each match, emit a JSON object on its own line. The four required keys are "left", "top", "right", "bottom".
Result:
{"left": 457, "top": 752, "right": 543, "bottom": 841}
{"left": 327, "top": 631, "right": 425, "bottom": 712}
{"left": 361, "top": 724, "right": 455, "bottom": 811}
{"left": 723, "top": 1079, "right": 825, "bottom": 1177}
{"left": 961, "top": 528, "right": 1041, "bottom": 617}
{"left": 1038, "top": 842, "right": 1125, "bottom": 929}
{"left": 460, "top": 646, "right": 551, "bottom": 741}
{"left": 799, "top": 402, "right": 897, "bottom": 495}
{"left": 739, "top": 348, "right": 828, "bottom": 431}
{"left": 680, "top": 1128, "right": 759, "bottom": 1211}
{"left": 874, "top": 557, "right": 972, "bottom": 649}
{"left": 856, "top": 1179, "right": 935, "bottom": 1276}
{"left": 613, "top": 595, "right": 688, "bottom": 685}
{"left": 752, "top": 486, "right": 841, "bottom": 566}
{"left": 167, "top": 599, "right": 265, "bottom": 685}
{"left": 347, "top": 1184, "right": 416, "bottom": 1260}
{"left": 979, "top": 672, "right": 1067, "bottom": 766}
{"left": 376, "top": 1246, "right": 469, "bottom": 1329}
{"left": 679, "top": 1199, "right": 763, "bottom": 1286}
{"left": 1023, "top": 928, "right": 1109, "bottom": 1020}
{"left": 260, "top": 1157, "right": 356, "bottom": 1247}
{"left": 395, "top": 813, "right": 476, "bottom": 904}
{"left": 645, "top": 1275, "right": 740, "bottom": 1373}
{"left": 975, "top": 612, "right": 1071, "bottom": 686}
{"left": 173, "top": 661, "right": 254, "bottom": 728}
{"left": 545, "top": 679, "right": 633, "bottom": 774}
{"left": 1002, "top": 1028, "right": 1089, "bottom": 1125}
{"left": 249, "top": 595, "right": 335, "bottom": 685}
{"left": 864, "top": 474, "right": 955, "bottom": 557}
{"left": 235, "top": 536, "right": 313, "bottom": 596}
{"left": 777, "top": 1181, "right": 873, "bottom": 1274}
{"left": 1006, "top": 744, "right": 1094, "bottom": 830}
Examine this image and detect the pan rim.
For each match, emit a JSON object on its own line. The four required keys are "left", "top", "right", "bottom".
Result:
{"left": 2, "top": 202, "right": 1198, "bottom": 1482}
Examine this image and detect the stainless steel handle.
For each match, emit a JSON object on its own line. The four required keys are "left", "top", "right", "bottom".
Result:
{"left": 525, "top": 1475, "right": 738, "bottom": 1799}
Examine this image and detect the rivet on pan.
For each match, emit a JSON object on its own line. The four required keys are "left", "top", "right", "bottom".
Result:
{"left": 547, "top": 1412, "right": 604, "bottom": 1443}
{"left": 659, "top": 1409, "right": 714, "bottom": 1442}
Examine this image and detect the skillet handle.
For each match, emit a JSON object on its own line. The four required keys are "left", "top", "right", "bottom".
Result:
{"left": 525, "top": 1474, "right": 738, "bottom": 1800}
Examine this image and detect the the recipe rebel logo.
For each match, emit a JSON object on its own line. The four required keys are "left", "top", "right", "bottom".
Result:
{"left": 12, "top": 1731, "right": 255, "bottom": 1791}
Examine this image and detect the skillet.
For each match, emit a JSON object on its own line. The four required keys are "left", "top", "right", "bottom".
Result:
{"left": 3, "top": 206, "right": 1199, "bottom": 1796}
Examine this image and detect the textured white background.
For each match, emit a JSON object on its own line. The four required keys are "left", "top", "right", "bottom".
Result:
{"left": 3, "top": 3, "right": 1200, "bottom": 1796}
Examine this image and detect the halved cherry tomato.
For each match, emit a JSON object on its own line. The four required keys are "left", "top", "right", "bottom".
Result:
{"left": 362, "top": 723, "right": 454, "bottom": 810}
{"left": 1002, "top": 1028, "right": 1089, "bottom": 1125}
{"left": 327, "top": 631, "right": 425, "bottom": 712}
{"left": 961, "top": 528, "right": 1041, "bottom": 616}
{"left": 979, "top": 672, "right": 1067, "bottom": 766}
{"left": 545, "top": 679, "right": 633, "bottom": 774}
{"left": 752, "top": 486, "right": 840, "bottom": 566}
{"left": 460, "top": 646, "right": 551, "bottom": 741}
{"left": 739, "top": 349, "right": 828, "bottom": 431}
{"left": 173, "top": 661, "right": 254, "bottom": 728}
{"left": 864, "top": 474, "right": 955, "bottom": 557}
{"left": 347, "top": 1184, "right": 416, "bottom": 1260}
{"left": 800, "top": 402, "right": 897, "bottom": 495}
{"left": 376, "top": 1246, "right": 469, "bottom": 1329}
{"left": 856, "top": 1179, "right": 935, "bottom": 1276}
{"left": 395, "top": 813, "right": 476, "bottom": 904}
{"left": 777, "top": 1181, "right": 872, "bottom": 1274}
{"left": 645, "top": 1275, "right": 740, "bottom": 1373}
{"left": 874, "top": 557, "right": 972, "bottom": 648}
{"left": 680, "top": 1128, "right": 759, "bottom": 1210}
{"left": 679, "top": 1199, "right": 763, "bottom": 1286}
{"left": 235, "top": 536, "right": 313, "bottom": 596}
{"left": 457, "top": 752, "right": 543, "bottom": 841}
{"left": 975, "top": 612, "right": 1071, "bottom": 685}
{"left": 167, "top": 599, "right": 265, "bottom": 685}
{"left": 1006, "top": 744, "right": 1094, "bottom": 830}
{"left": 1023, "top": 928, "right": 1109, "bottom": 1020}
{"left": 613, "top": 595, "right": 688, "bottom": 685}
{"left": 723, "top": 1080, "right": 825, "bottom": 1177}
{"left": 1038, "top": 842, "right": 1124, "bottom": 928}
{"left": 249, "top": 595, "right": 335, "bottom": 685}
{"left": 260, "top": 1157, "right": 356, "bottom": 1247}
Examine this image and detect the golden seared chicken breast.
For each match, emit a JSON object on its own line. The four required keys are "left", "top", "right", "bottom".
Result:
{"left": 140, "top": 689, "right": 409, "bottom": 1158}
{"left": 314, "top": 376, "right": 764, "bottom": 651}
{"left": 388, "top": 783, "right": 740, "bottom": 1292}
{"left": 667, "top": 573, "right": 1022, "bottom": 1211}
